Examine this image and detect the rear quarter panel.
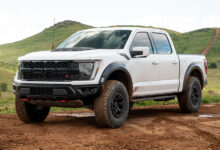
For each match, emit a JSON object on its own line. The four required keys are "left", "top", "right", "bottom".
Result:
{"left": 178, "top": 54, "right": 207, "bottom": 92}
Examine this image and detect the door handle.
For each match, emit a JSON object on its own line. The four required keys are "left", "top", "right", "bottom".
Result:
{"left": 152, "top": 60, "right": 159, "bottom": 65}
{"left": 172, "top": 60, "right": 178, "bottom": 64}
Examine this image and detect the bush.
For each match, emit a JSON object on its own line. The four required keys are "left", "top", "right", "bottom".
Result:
{"left": 0, "top": 83, "right": 7, "bottom": 91}
{"left": 208, "top": 62, "right": 217, "bottom": 69}
{"left": 0, "top": 91, "right": 1, "bottom": 97}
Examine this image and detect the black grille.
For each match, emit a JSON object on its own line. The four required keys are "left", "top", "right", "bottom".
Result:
{"left": 20, "top": 61, "right": 79, "bottom": 81}
{"left": 30, "top": 88, "right": 53, "bottom": 95}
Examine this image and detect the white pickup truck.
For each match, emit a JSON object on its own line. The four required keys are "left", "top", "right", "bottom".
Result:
{"left": 13, "top": 27, "right": 207, "bottom": 128}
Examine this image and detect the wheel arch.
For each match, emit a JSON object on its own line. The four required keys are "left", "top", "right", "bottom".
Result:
{"left": 183, "top": 63, "right": 204, "bottom": 89}
{"left": 99, "top": 62, "right": 133, "bottom": 98}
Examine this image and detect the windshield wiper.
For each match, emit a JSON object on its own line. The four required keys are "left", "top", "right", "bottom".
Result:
{"left": 52, "top": 47, "right": 95, "bottom": 51}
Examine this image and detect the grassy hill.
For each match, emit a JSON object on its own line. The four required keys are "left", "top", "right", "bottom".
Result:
{"left": 0, "top": 20, "right": 93, "bottom": 65}
{"left": 172, "top": 28, "right": 216, "bottom": 55}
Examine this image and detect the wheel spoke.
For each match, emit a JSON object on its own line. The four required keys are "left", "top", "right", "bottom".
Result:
{"left": 191, "top": 86, "right": 200, "bottom": 105}
{"left": 111, "top": 93, "right": 124, "bottom": 118}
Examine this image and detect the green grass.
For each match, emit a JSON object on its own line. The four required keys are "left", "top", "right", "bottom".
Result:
{"left": 206, "top": 28, "right": 220, "bottom": 64}
{"left": 0, "top": 93, "right": 15, "bottom": 114}
{"left": 0, "top": 20, "right": 220, "bottom": 114}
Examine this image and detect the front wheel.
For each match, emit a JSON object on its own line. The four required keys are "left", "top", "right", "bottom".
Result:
{"left": 15, "top": 96, "right": 50, "bottom": 123}
{"left": 94, "top": 80, "right": 129, "bottom": 128}
{"left": 178, "top": 77, "right": 202, "bottom": 113}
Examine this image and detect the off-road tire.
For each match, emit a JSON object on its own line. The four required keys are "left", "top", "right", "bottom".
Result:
{"left": 94, "top": 80, "right": 129, "bottom": 128}
{"left": 178, "top": 77, "right": 202, "bottom": 113}
{"left": 15, "top": 96, "right": 50, "bottom": 123}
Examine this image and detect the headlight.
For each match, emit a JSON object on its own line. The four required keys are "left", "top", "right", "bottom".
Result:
{"left": 79, "top": 61, "right": 99, "bottom": 80}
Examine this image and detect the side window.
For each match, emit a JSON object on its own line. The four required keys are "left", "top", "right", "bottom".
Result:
{"left": 130, "top": 33, "right": 153, "bottom": 54}
{"left": 152, "top": 33, "right": 172, "bottom": 54}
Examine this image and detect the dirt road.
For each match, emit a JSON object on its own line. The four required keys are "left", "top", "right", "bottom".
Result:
{"left": 201, "top": 28, "right": 219, "bottom": 55}
{"left": 1, "top": 104, "right": 220, "bottom": 150}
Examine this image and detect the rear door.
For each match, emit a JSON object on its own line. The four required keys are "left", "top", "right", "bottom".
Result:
{"left": 151, "top": 32, "right": 179, "bottom": 93}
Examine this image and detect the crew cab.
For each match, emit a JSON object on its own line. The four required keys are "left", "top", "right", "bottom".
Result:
{"left": 13, "top": 27, "right": 207, "bottom": 128}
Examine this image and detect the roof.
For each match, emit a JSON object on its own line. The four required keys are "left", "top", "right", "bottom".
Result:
{"left": 82, "top": 27, "right": 167, "bottom": 33}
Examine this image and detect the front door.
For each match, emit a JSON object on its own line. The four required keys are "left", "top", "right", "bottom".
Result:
{"left": 128, "top": 32, "right": 160, "bottom": 97}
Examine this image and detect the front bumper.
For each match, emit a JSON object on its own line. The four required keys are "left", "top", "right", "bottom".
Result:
{"left": 13, "top": 83, "right": 102, "bottom": 100}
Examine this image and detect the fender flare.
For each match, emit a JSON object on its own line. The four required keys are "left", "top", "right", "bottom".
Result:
{"left": 99, "top": 62, "right": 133, "bottom": 85}
{"left": 183, "top": 63, "right": 204, "bottom": 88}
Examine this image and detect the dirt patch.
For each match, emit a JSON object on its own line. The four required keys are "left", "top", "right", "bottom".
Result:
{"left": 0, "top": 104, "right": 220, "bottom": 150}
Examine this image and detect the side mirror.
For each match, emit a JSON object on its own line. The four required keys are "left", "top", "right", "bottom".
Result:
{"left": 131, "top": 47, "right": 150, "bottom": 57}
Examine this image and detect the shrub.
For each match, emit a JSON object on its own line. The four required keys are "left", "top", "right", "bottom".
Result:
{"left": 0, "top": 83, "right": 7, "bottom": 91}
{"left": 208, "top": 62, "right": 217, "bottom": 69}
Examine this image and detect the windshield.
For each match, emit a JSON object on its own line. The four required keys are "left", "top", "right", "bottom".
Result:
{"left": 56, "top": 30, "right": 132, "bottom": 50}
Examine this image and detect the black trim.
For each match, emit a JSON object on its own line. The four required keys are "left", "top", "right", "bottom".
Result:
{"left": 183, "top": 63, "right": 205, "bottom": 88}
{"left": 13, "top": 83, "right": 102, "bottom": 101}
{"left": 131, "top": 94, "right": 176, "bottom": 102}
{"left": 99, "top": 62, "right": 132, "bottom": 85}
{"left": 119, "top": 53, "right": 130, "bottom": 60}
{"left": 132, "top": 92, "right": 178, "bottom": 99}
{"left": 130, "top": 51, "right": 143, "bottom": 57}
{"left": 19, "top": 60, "right": 81, "bottom": 81}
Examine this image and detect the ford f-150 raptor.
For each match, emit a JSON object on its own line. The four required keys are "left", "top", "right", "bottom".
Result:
{"left": 13, "top": 27, "right": 207, "bottom": 128}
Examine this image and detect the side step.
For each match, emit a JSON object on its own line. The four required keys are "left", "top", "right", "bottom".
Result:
{"left": 131, "top": 95, "right": 176, "bottom": 103}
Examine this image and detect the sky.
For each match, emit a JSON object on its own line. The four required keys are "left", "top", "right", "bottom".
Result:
{"left": 0, "top": 0, "right": 220, "bottom": 44}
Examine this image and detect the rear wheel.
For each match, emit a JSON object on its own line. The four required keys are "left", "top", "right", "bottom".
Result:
{"left": 94, "top": 80, "right": 129, "bottom": 128}
{"left": 178, "top": 77, "right": 202, "bottom": 113}
{"left": 15, "top": 96, "right": 50, "bottom": 123}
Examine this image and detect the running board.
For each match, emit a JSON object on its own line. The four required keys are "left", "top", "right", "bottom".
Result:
{"left": 131, "top": 95, "right": 176, "bottom": 102}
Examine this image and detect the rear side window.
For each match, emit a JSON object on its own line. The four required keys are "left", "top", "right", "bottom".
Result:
{"left": 152, "top": 33, "right": 172, "bottom": 54}
{"left": 130, "top": 32, "right": 153, "bottom": 54}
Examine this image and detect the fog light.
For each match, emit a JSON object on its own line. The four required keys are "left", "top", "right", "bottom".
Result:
{"left": 90, "top": 88, "right": 97, "bottom": 93}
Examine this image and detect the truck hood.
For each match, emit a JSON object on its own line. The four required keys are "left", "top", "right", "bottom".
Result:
{"left": 18, "top": 49, "right": 120, "bottom": 61}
